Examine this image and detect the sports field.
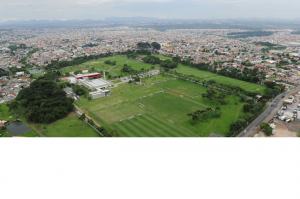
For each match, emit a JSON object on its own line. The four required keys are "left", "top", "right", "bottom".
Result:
{"left": 76, "top": 75, "right": 245, "bottom": 137}
{"left": 83, "top": 55, "right": 156, "bottom": 76}
{"left": 174, "top": 63, "right": 266, "bottom": 93}
{"left": 75, "top": 74, "right": 174, "bottom": 126}
{"left": 113, "top": 113, "right": 196, "bottom": 137}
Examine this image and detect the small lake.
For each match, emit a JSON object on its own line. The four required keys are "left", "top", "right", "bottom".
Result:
{"left": 7, "top": 121, "right": 31, "bottom": 136}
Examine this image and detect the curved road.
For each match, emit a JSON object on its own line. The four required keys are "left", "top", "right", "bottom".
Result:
{"left": 238, "top": 87, "right": 300, "bottom": 137}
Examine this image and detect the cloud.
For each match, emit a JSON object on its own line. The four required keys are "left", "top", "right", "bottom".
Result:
{"left": 0, "top": 0, "right": 299, "bottom": 21}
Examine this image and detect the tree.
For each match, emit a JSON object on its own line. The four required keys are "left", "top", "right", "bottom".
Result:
{"left": 8, "top": 100, "right": 19, "bottom": 114}
{"left": 187, "top": 112, "right": 199, "bottom": 124}
{"left": 151, "top": 42, "right": 161, "bottom": 50}
{"left": 78, "top": 113, "right": 86, "bottom": 129}
{"left": 260, "top": 122, "right": 272, "bottom": 136}
{"left": 88, "top": 119, "right": 94, "bottom": 126}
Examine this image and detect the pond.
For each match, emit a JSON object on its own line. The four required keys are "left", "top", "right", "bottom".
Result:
{"left": 6, "top": 121, "right": 31, "bottom": 136}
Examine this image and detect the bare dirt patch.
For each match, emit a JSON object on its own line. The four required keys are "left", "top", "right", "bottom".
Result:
{"left": 255, "top": 119, "right": 298, "bottom": 137}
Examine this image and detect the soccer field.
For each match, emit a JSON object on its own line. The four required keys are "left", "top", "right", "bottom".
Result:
{"left": 84, "top": 56, "right": 156, "bottom": 76}
{"left": 113, "top": 113, "right": 197, "bottom": 137}
{"left": 174, "top": 64, "right": 266, "bottom": 93}
{"left": 75, "top": 74, "right": 245, "bottom": 137}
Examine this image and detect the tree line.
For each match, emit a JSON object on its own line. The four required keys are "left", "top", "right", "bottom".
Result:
{"left": 142, "top": 55, "right": 178, "bottom": 69}
{"left": 187, "top": 107, "right": 221, "bottom": 124}
{"left": 171, "top": 55, "right": 265, "bottom": 84}
{"left": 45, "top": 52, "right": 114, "bottom": 70}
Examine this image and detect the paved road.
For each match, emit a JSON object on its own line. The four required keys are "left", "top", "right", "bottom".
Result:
{"left": 238, "top": 87, "right": 300, "bottom": 137}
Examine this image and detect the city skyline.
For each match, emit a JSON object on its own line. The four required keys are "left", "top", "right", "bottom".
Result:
{"left": 1, "top": 0, "right": 300, "bottom": 22}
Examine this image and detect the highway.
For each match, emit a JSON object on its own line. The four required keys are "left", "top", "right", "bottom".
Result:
{"left": 238, "top": 87, "right": 300, "bottom": 137}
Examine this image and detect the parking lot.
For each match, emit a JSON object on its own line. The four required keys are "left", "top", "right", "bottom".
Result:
{"left": 266, "top": 93, "right": 300, "bottom": 136}
{"left": 273, "top": 94, "right": 300, "bottom": 122}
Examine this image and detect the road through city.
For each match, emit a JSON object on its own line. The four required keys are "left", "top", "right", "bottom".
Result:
{"left": 238, "top": 87, "right": 300, "bottom": 137}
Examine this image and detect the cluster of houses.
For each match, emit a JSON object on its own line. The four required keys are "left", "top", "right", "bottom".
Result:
{"left": 2, "top": 27, "right": 300, "bottom": 99}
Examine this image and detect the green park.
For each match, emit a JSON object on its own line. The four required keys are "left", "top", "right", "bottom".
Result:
{"left": 2, "top": 54, "right": 270, "bottom": 137}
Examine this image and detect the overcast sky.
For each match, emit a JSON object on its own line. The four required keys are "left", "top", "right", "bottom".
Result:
{"left": 0, "top": 0, "right": 299, "bottom": 22}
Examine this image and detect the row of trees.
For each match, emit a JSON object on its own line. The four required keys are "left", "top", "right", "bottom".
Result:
{"left": 228, "top": 98, "right": 267, "bottom": 136}
{"left": 201, "top": 89, "right": 229, "bottom": 105}
{"left": 142, "top": 56, "right": 178, "bottom": 69}
{"left": 121, "top": 64, "right": 138, "bottom": 74}
{"left": 169, "top": 70, "right": 259, "bottom": 97}
{"left": 104, "top": 60, "right": 117, "bottom": 65}
{"left": 187, "top": 107, "right": 221, "bottom": 124}
{"left": 142, "top": 56, "right": 161, "bottom": 65}
{"left": 170, "top": 56, "right": 265, "bottom": 84}
{"left": 137, "top": 42, "right": 161, "bottom": 50}
{"left": 45, "top": 52, "right": 114, "bottom": 70}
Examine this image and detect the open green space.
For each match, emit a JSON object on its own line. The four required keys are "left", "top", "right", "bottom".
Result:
{"left": 75, "top": 75, "right": 245, "bottom": 137}
{"left": 113, "top": 113, "right": 196, "bottom": 137}
{"left": 34, "top": 114, "right": 101, "bottom": 137}
{"left": 0, "top": 104, "right": 39, "bottom": 137}
{"left": 83, "top": 55, "right": 157, "bottom": 76}
{"left": 75, "top": 74, "right": 174, "bottom": 127}
{"left": 173, "top": 64, "right": 266, "bottom": 94}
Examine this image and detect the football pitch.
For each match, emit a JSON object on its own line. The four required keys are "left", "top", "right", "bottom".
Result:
{"left": 76, "top": 75, "right": 245, "bottom": 137}
{"left": 174, "top": 63, "right": 266, "bottom": 94}
{"left": 84, "top": 56, "right": 156, "bottom": 76}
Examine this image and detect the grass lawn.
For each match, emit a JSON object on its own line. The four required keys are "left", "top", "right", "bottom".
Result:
{"left": 35, "top": 114, "right": 101, "bottom": 137}
{"left": 83, "top": 55, "right": 156, "bottom": 76}
{"left": 75, "top": 74, "right": 174, "bottom": 127}
{"left": 113, "top": 113, "right": 197, "bottom": 137}
{"left": 76, "top": 75, "right": 245, "bottom": 137}
{"left": 157, "top": 79, "right": 209, "bottom": 98}
{"left": 32, "top": 73, "right": 43, "bottom": 79}
{"left": 173, "top": 64, "right": 266, "bottom": 94}
{"left": 0, "top": 104, "right": 39, "bottom": 137}
{"left": 0, "top": 104, "right": 17, "bottom": 122}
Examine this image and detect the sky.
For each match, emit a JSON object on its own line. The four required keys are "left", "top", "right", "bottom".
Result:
{"left": 0, "top": 0, "right": 300, "bottom": 22}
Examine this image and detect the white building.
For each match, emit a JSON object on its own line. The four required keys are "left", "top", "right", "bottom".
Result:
{"left": 68, "top": 77, "right": 77, "bottom": 84}
{"left": 78, "top": 79, "right": 111, "bottom": 90}
{"left": 16, "top": 72, "right": 24, "bottom": 76}
{"left": 89, "top": 90, "right": 111, "bottom": 99}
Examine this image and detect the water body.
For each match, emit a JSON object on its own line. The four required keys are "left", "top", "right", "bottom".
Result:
{"left": 6, "top": 121, "right": 30, "bottom": 136}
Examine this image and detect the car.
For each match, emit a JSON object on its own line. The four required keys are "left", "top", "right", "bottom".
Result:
{"left": 286, "top": 119, "right": 291, "bottom": 123}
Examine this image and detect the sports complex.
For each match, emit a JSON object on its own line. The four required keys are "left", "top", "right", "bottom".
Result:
{"left": 72, "top": 55, "right": 263, "bottom": 137}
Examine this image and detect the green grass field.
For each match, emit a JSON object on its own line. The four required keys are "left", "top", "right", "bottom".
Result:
{"left": 34, "top": 114, "right": 101, "bottom": 137}
{"left": 173, "top": 64, "right": 266, "bottom": 94}
{"left": 83, "top": 56, "right": 156, "bottom": 76}
{"left": 113, "top": 113, "right": 197, "bottom": 137}
{"left": 0, "top": 104, "right": 39, "bottom": 137}
{"left": 76, "top": 75, "right": 245, "bottom": 137}
{"left": 75, "top": 74, "right": 174, "bottom": 126}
